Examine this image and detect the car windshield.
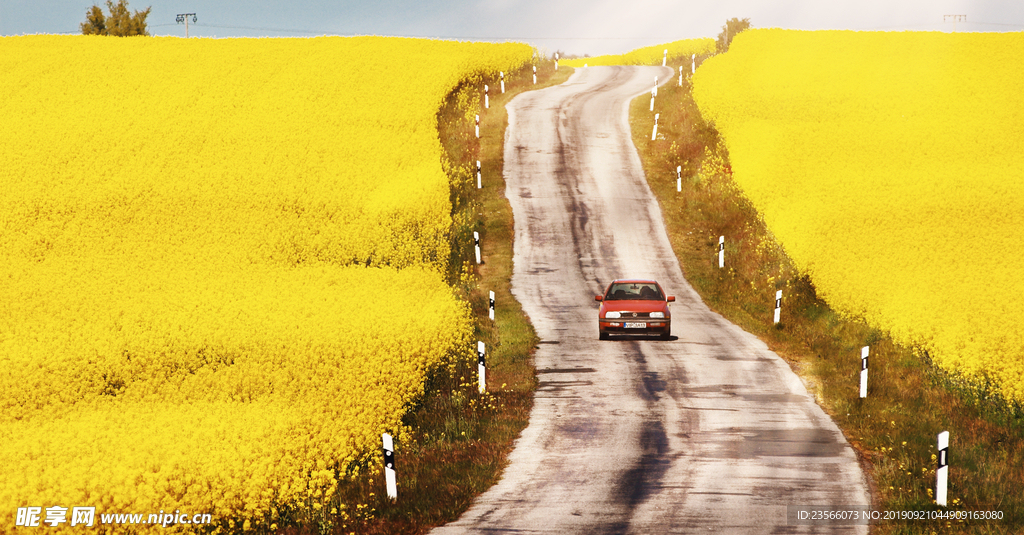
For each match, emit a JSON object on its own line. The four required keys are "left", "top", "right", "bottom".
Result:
{"left": 605, "top": 283, "right": 663, "bottom": 301}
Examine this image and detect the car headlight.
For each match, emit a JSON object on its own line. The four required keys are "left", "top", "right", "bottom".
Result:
{"left": 650, "top": 312, "right": 665, "bottom": 318}
{"left": 605, "top": 311, "right": 621, "bottom": 319}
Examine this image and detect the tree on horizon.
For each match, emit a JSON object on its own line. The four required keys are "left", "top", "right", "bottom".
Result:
{"left": 81, "top": 0, "right": 151, "bottom": 36}
{"left": 717, "top": 17, "right": 751, "bottom": 53}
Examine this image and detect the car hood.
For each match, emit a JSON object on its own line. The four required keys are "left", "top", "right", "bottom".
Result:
{"left": 600, "top": 300, "right": 668, "bottom": 313}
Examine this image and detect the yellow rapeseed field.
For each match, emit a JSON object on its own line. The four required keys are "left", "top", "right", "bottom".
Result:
{"left": 693, "top": 30, "right": 1024, "bottom": 403}
{"left": 0, "top": 34, "right": 532, "bottom": 532}
{"left": 562, "top": 38, "right": 714, "bottom": 67}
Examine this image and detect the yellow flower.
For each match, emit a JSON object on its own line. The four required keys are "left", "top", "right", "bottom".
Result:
{"left": 0, "top": 34, "right": 529, "bottom": 532}
{"left": 694, "top": 29, "right": 1024, "bottom": 405}
{"left": 563, "top": 38, "right": 714, "bottom": 68}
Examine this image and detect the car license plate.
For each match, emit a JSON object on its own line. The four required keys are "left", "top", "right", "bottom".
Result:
{"left": 624, "top": 322, "right": 647, "bottom": 329}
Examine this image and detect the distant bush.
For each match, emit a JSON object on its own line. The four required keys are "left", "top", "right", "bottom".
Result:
{"left": 81, "top": 0, "right": 150, "bottom": 36}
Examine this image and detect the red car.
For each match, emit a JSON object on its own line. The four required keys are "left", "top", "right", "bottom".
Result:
{"left": 595, "top": 279, "right": 675, "bottom": 340}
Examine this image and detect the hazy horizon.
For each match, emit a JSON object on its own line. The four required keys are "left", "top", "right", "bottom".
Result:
{"left": 2, "top": 0, "right": 1023, "bottom": 56}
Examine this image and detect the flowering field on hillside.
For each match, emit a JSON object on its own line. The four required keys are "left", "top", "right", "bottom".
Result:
{"left": 693, "top": 29, "right": 1024, "bottom": 403}
{"left": 562, "top": 38, "right": 714, "bottom": 67}
{"left": 0, "top": 35, "right": 532, "bottom": 532}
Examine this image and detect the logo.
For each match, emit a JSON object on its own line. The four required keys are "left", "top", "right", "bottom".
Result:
{"left": 16, "top": 506, "right": 96, "bottom": 527}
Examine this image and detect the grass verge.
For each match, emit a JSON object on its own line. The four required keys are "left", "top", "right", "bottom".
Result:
{"left": 630, "top": 56, "right": 1024, "bottom": 534}
{"left": 278, "top": 60, "right": 574, "bottom": 535}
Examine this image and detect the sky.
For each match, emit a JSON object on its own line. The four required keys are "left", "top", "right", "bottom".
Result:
{"left": 1, "top": 0, "right": 1022, "bottom": 56}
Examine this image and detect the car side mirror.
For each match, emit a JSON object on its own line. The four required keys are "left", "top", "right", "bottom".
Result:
{"left": 667, "top": 296, "right": 675, "bottom": 302}
{"left": 595, "top": 295, "right": 603, "bottom": 302}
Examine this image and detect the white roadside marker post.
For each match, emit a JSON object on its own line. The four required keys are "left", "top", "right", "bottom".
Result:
{"left": 489, "top": 291, "right": 495, "bottom": 321}
{"left": 691, "top": 53, "right": 696, "bottom": 75}
{"left": 718, "top": 236, "right": 725, "bottom": 268}
{"left": 500, "top": 71, "right": 505, "bottom": 93}
{"left": 474, "top": 231, "right": 482, "bottom": 264}
{"left": 533, "top": 65, "right": 537, "bottom": 84}
{"left": 475, "top": 114, "right": 480, "bottom": 138}
{"left": 662, "top": 49, "right": 668, "bottom": 67}
{"left": 773, "top": 290, "right": 782, "bottom": 324}
{"left": 382, "top": 433, "right": 397, "bottom": 500}
{"left": 554, "top": 52, "right": 559, "bottom": 71}
{"left": 649, "top": 88, "right": 655, "bottom": 111}
{"left": 676, "top": 165, "right": 682, "bottom": 192}
{"left": 651, "top": 113, "right": 659, "bottom": 141}
{"left": 860, "top": 346, "right": 869, "bottom": 398}
{"left": 653, "top": 76, "right": 658, "bottom": 97}
{"left": 484, "top": 85, "right": 489, "bottom": 109}
{"left": 477, "top": 341, "right": 487, "bottom": 393}
{"left": 937, "top": 431, "right": 949, "bottom": 506}
{"left": 678, "top": 65, "right": 683, "bottom": 86}
{"left": 476, "top": 160, "right": 482, "bottom": 189}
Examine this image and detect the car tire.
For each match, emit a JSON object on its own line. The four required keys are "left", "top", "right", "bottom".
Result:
{"left": 660, "top": 330, "right": 671, "bottom": 341}
{"left": 599, "top": 331, "right": 609, "bottom": 341}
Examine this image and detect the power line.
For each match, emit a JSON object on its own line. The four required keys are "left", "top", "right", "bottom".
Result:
{"left": 151, "top": 22, "right": 692, "bottom": 40}
{"left": 860, "top": 20, "right": 1024, "bottom": 30}
{"left": 968, "top": 21, "right": 1024, "bottom": 27}
{"left": 156, "top": 21, "right": 1024, "bottom": 38}
{"left": 42, "top": 19, "right": 1024, "bottom": 39}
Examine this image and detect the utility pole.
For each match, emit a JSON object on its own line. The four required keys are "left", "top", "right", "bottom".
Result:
{"left": 176, "top": 13, "right": 197, "bottom": 37}
{"left": 943, "top": 14, "right": 966, "bottom": 32}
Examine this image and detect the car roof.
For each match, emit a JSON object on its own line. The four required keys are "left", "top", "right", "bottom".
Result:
{"left": 610, "top": 279, "right": 659, "bottom": 284}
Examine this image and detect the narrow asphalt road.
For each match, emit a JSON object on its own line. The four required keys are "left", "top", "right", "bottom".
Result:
{"left": 433, "top": 65, "right": 870, "bottom": 534}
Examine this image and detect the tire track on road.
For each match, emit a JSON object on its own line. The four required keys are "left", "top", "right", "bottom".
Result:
{"left": 432, "top": 65, "right": 870, "bottom": 534}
